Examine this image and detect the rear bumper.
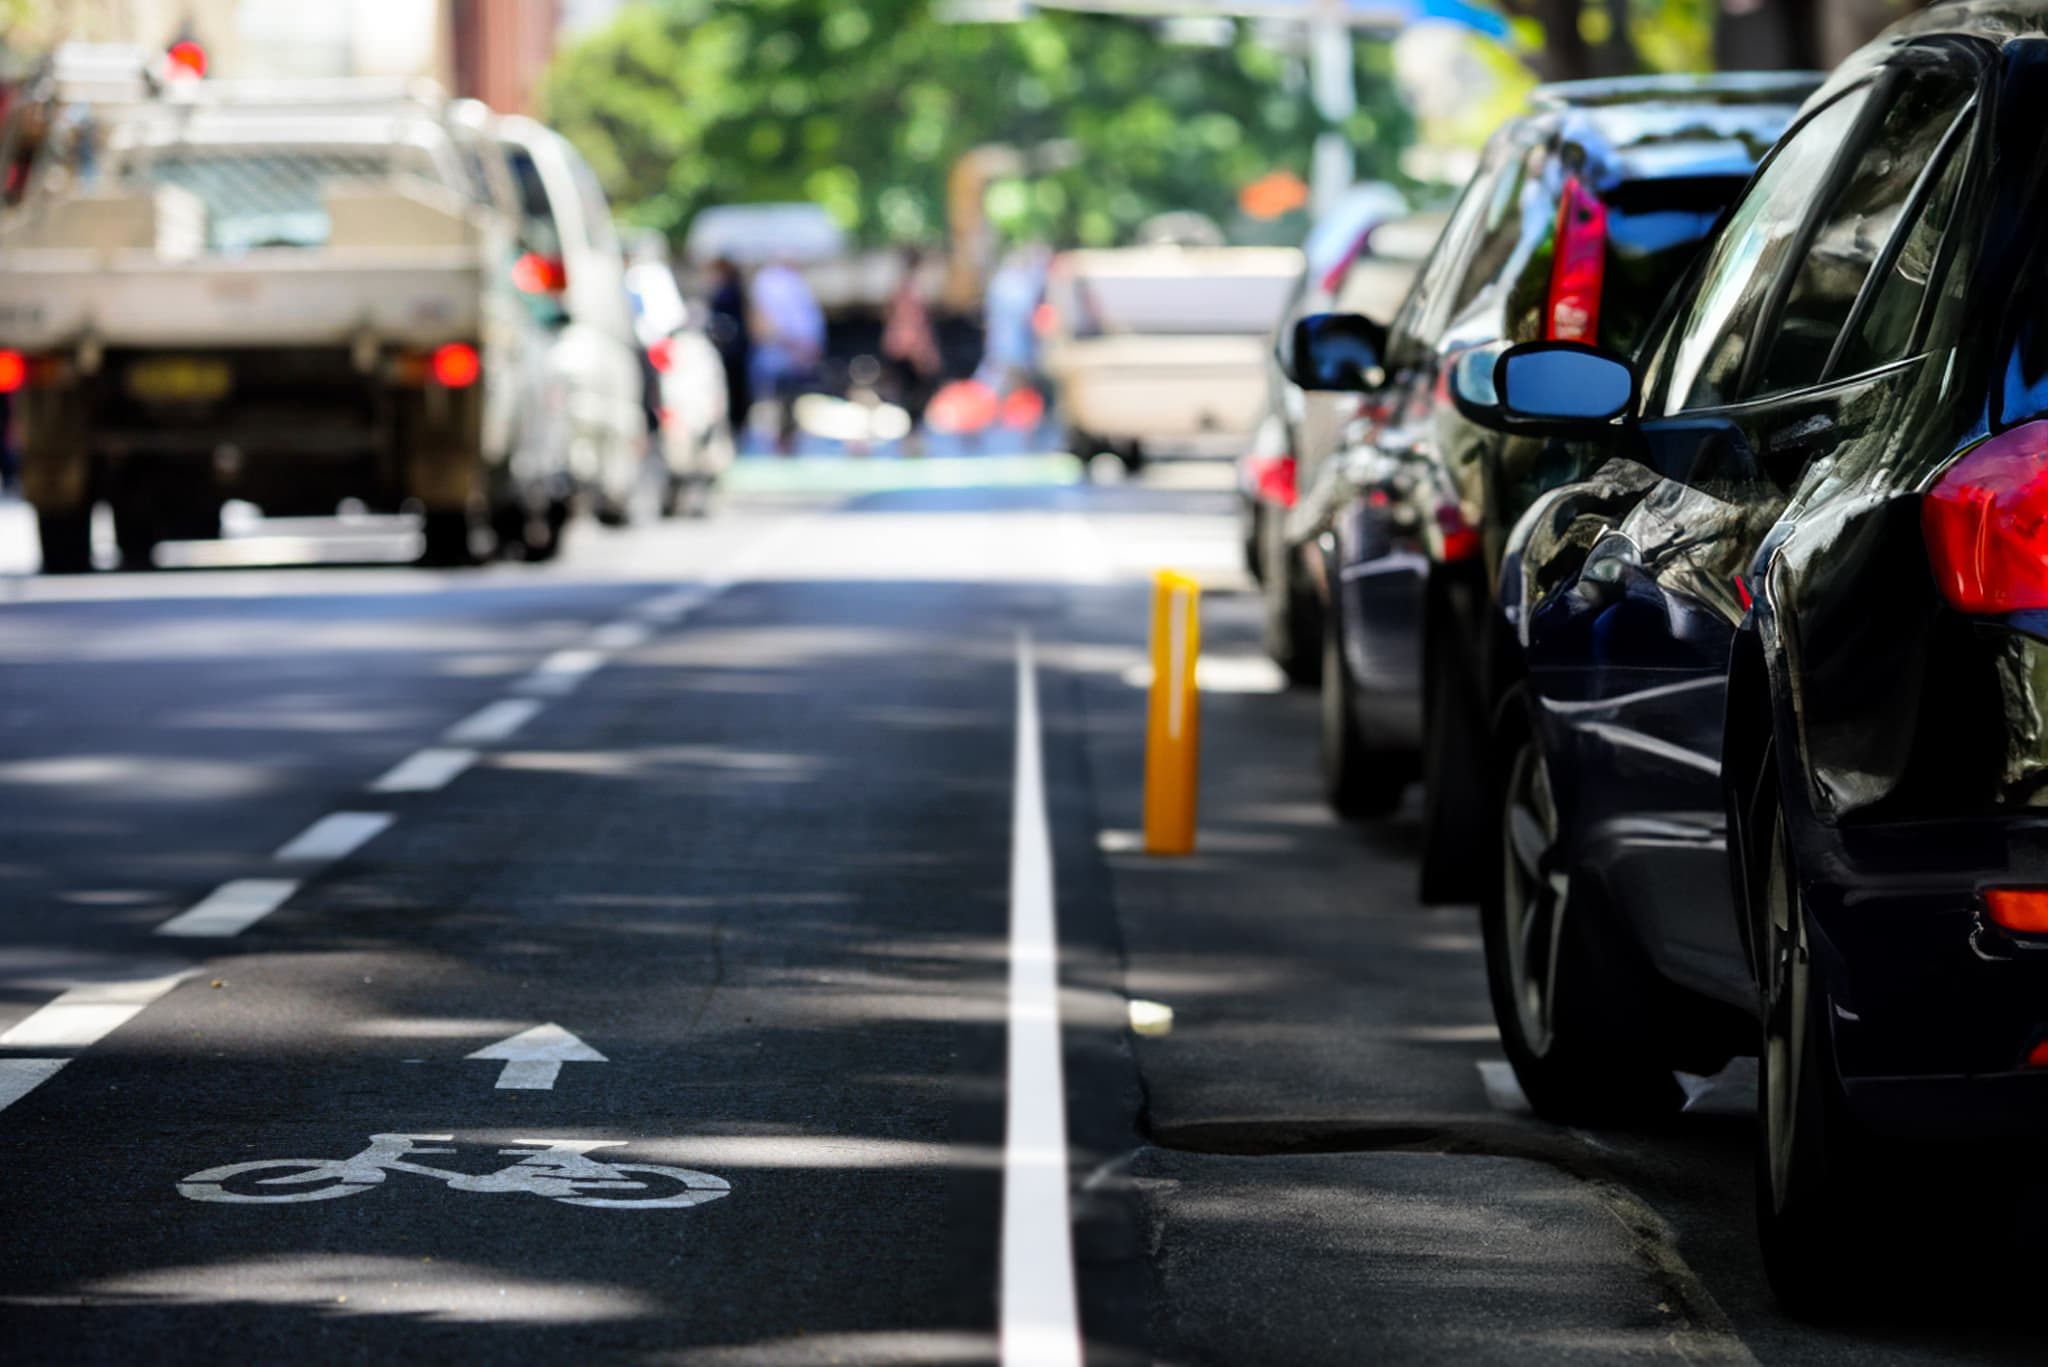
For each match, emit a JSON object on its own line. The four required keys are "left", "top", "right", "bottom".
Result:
{"left": 1806, "top": 813, "right": 2048, "bottom": 1136}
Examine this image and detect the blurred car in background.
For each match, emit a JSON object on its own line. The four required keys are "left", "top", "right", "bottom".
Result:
{"left": 0, "top": 52, "right": 574, "bottom": 570}
{"left": 494, "top": 115, "right": 650, "bottom": 527}
{"left": 1284, "top": 72, "right": 1815, "bottom": 902}
{"left": 1041, "top": 241, "right": 1302, "bottom": 472}
{"left": 1447, "top": 7, "right": 2048, "bottom": 1307}
{"left": 1239, "top": 189, "right": 1447, "bottom": 684}
{"left": 625, "top": 250, "right": 733, "bottom": 518}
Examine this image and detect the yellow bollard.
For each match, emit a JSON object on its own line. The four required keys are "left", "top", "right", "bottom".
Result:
{"left": 1144, "top": 569, "right": 1202, "bottom": 855}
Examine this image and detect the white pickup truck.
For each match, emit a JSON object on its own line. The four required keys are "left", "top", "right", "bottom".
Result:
{"left": 0, "top": 67, "right": 569, "bottom": 571}
{"left": 1041, "top": 244, "right": 1304, "bottom": 471}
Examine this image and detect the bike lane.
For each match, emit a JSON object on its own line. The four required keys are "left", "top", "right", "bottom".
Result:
{"left": 0, "top": 572, "right": 1046, "bottom": 1363}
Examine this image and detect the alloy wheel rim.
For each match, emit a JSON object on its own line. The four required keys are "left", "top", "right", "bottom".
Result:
{"left": 1501, "top": 740, "right": 1568, "bottom": 1056}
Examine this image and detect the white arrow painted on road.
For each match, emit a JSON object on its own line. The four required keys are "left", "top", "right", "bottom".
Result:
{"left": 467, "top": 1023, "right": 607, "bottom": 1090}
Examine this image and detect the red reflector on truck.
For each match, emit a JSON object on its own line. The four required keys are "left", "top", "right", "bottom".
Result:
{"left": 431, "top": 343, "right": 481, "bottom": 389}
{"left": 0, "top": 349, "right": 24, "bottom": 394}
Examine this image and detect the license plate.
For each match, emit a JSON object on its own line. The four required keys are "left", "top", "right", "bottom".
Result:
{"left": 126, "top": 356, "right": 232, "bottom": 403}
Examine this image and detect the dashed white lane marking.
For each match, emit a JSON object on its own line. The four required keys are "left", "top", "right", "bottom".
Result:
{"left": 369, "top": 746, "right": 479, "bottom": 794}
{"left": 633, "top": 590, "right": 707, "bottom": 624}
{"left": 0, "top": 1058, "right": 70, "bottom": 1113}
{"left": 445, "top": 697, "right": 545, "bottom": 744}
{"left": 588, "top": 620, "right": 652, "bottom": 651}
{"left": 1001, "top": 630, "right": 1083, "bottom": 1367}
{"left": 275, "top": 811, "right": 395, "bottom": 863}
{"left": 517, "top": 648, "right": 607, "bottom": 696}
{"left": 156, "top": 878, "right": 301, "bottom": 938}
{"left": 0, "top": 972, "right": 188, "bottom": 1048}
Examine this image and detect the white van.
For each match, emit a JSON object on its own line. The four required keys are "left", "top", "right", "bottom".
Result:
{"left": 493, "top": 117, "right": 649, "bottom": 525}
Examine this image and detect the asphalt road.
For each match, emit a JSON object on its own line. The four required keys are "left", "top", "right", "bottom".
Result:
{"left": 0, "top": 466, "right": 2042, "bottom": 1365}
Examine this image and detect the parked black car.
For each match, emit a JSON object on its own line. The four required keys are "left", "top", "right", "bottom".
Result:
{"left": 1283, "top": 73, "right": 1815, "bottom": 901}
{"left": 1418, "top": 2, "right": 2048, "bottom": 1309}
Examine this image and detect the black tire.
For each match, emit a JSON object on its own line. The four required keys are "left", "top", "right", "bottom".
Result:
{"left": 1481, "top": 684, "right": 1683, "bottom": 1125}
{"left": 36, "top": 508, "right": 92, "bottom": 575}
{"left": 1752, "top": 782, "right": 1881, "bottom": 1315}
{"left": 1320, "top": 593, "right": 1406, "bottom": 818}
{"left": 1261, "top": 512, "right": 1321, "bottom": 688}
{"left": 1418, "top": 630, "right": 1487, "bottom": 903}
{"left": 112, "top": 500, "right": 159, "bottom": 571}
{"left": 1117, "top": 441, "right": 1146, "bottom": 475}
{"left": 418, "top": 509, "right": 478, "bottom": 567}
{"left": 525, "top": 499, "right": 569, "bottom": 563}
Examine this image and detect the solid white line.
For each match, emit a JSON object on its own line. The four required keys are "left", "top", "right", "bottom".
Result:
{"left": 445, "top": 697, "right": 544, "bottom": 744}
{"left": 275, "top": 811, "right": 394, "bottom": 863}
{"left": 1001, "top": 630, "right": 1083, "bottom": 1367}
{"left": 0, "top": 1059, "right": 70, "bottom": 1113}
{"left": 517, "top": 648, "right": 608, "bottom": 696}
{"left": 156, "top": 878, "right": 301, "bottom": 938}
{"left": 0, "top": 972, "right": 187, "bottom": 1048}
{"left": 588, "top": 620, "right": 652, "bottom": 651}
{"left": 369, "top": 747, "right": 479, "bottom": 794}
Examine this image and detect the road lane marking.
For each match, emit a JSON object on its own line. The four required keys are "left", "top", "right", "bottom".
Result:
{"left": 517, "top": 648, "right": 607, "bottom": 696}
{"left": 633, "top": 590, "right": 706, "bottom": 623}
{"left": 156, "top": 878, "right": 301, "bottom": 938}
{"left": 369, "top": 747, "right": 479, "bottom": 794}
{"left": 467, "top": 1023, "right": 607, "bottom": 1090}
{"left": 275, "top": 812, "right": 394, "bottom": 863}
{"left": 588, "top": 620, "right": 652, "bottom": 651}
{"left": 445, "top": 697, "right": 544, "bottom": 744}
{"left": 0, "top": 972, "right": 188, "bottom": 1048}
{"left": 1001, "top": 630, "right": 1083, "bottom": 1367}
{"left": 0, "top": 1058, "right": 70, "bottom": 1113}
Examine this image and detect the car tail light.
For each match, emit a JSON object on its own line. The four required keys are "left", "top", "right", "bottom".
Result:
{"left": 1544, "top": 177, "right": 1607, "bottom": 345}
{"left": 165, "top": 40, "right": 207, "bottom": 80}
{"left": 1247, "top": 454, "right": 1296, "bottom": 508}
{"left": 647, "top": 337, "right": 675, "bottom": 374}
{"left": 430, "top": 342, "right": 481, "bottom": 389}
{"left": 1986, "top": 888, "right": 2048, "bottom": 934}
{"left": 1436, "top": 504, "right": 1480, "bottom": 562}
{"left": 1922, "top": 420, "right": 2048, "bottom": 613}
{"left": 0, "top": 349, "right": 24, "bottom": 394}
{"left": 513, "top": 252, "right": 568, "bottom": 295}
{"left": 2029, "top": 1039, "right": 2048, "bottom": 1068}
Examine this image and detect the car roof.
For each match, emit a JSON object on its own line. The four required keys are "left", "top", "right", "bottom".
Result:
{"left": 1531, "top": 71, "right": 1825, "bottom": 111}
{"left": 1501, "top": 77, "right": 1818, "bottom": 194}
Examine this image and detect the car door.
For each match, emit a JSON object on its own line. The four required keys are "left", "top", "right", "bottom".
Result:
{"left": 1526, "top": 46, "right": 1984, "bottom": 1007}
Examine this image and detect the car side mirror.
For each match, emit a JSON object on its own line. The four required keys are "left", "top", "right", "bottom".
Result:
{"left": 1483, "top": 341, "right": 1639, "bottom": 433}
{"left": 1285, "top": 312, "right": 1386, "bottom": 393}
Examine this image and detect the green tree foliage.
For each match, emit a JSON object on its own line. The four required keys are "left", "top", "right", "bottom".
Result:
{"left": 539, "top": 0, "right": 1411, "bottom": 247}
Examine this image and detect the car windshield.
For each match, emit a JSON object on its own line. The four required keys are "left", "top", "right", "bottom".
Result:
{"left": 127, "top": 147, "right": 393, "bottom": 251}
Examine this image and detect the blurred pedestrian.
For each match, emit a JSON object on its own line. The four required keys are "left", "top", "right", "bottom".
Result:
{"left": 880, "top": 247, "right": 942, "bottom": 434}
{"left": 748, "top": 257, "right": 825, "bottom": 453}
{"left": 981, "top": 243, "right": 1049, "bottom": 397}
{"left": 705, "top": 256, "right": 752, "bottom": 443}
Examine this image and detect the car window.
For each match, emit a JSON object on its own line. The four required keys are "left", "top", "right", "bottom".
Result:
{"left": 1752, "top": 72, "right": 1974, "bottom": 397}
{"left": 505, "top": 145, "right": 560, "bottom": 256}
{"left": 1445, "top": 142, "right": 1540, "bottom": 323}
{"left": 1385, "top": 133, "right": 1515, "bottom": 365}
{"left": 1831, "top": 111, "right": 1972, "bottom": 379}
{"left": 1646, "top": 87, "right": 1873, "bottom": 415}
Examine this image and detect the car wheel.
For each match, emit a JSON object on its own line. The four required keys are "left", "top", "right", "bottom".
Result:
{"left": 36, "top": 507, "right": 93, "bottom": 575}
{"left": 1482, "top": 685, "right": 1682, "bottom": 1124}
{"left": 1261, "top": 514, "right": 1321, "bottom": 689}
{"left": 1753, "top": 790, "right": 1877, "bottom": 1315}
{"left": 112, "top": 500, "right": 159, "bottom": 571}
{"left": 418, "top": 509, "right": 479, "bottom": 567}
{"left": 1418, "top": 633, "right": 1486, "bottom": 903}
{"left": 1320, "top": 594, "right": 1404, "bottom": 818}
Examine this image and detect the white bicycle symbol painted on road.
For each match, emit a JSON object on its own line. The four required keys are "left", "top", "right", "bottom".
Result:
{"left": 178, "top": 1134, "right": 731, "bottom": 1209}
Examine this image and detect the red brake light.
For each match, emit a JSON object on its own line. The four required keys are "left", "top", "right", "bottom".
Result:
{"left": 1436, "top": 504, "right": 1481, "bottom": 562}
{"left": 1545, "top": 177, "right": 1607, "bottom": 345}
{"left": 1987, "top": 888, "right": 2048, "bottom": 934}
{"left": 431, "top": 342, "right": 480, "bottom": 389}
{"left": 1247, "top": 454, "right": 1297, "bottom": 508}
{"left": 166, "top": 41, "right": 207, "bottom": 80}
{"left": 647, "top": 337, "right": 675, "bottom": 374}
{"left": 513, "top": 252, "right": 568, "bottom": 295}
{"left": 0, "top": 349, "right": 24, "bottom": 394}
{"left": 1922, "top": 420, "right": 2048, "bottom": 613}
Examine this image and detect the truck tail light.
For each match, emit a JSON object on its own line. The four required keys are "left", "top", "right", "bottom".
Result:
{"left": 646, "top": 337, "right": 675, "bottom": 374}
{"left": 0, "top": 349, "right": 24, "bottom": 394}
{"left": 430, "top": 342, "right": 481, "bottom": 389}
{"left": 1544, "top": 177, "right": 1607, "bottom": 345}
{"left": 1922, "top": 420, "right": 2048, "bottom": 613}
{"left": 513, "top": 252, "right": 568, "bottom": 296}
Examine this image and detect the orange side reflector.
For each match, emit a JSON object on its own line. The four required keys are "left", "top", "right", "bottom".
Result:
{"left": 1985, "top": 888, "right": 2048, "bottom": 934}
